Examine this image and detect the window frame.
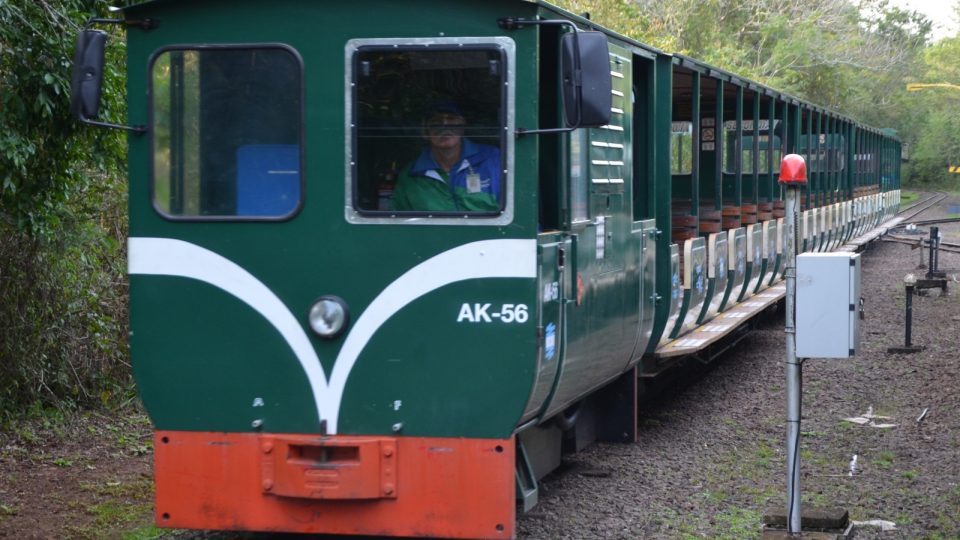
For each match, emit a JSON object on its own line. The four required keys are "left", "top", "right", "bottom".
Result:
{"left": 344, "top": 37, "right": 516, "bottom": 226}
{"left": 148, "top": 43, "right": 306, "bottom": 222}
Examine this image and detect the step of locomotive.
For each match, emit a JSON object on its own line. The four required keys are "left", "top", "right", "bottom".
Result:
{"left": 654, "top": 282, "right": 787, "bottom": 359}
{"left": 657, "top": 215, "right": 905, "bottom": 360}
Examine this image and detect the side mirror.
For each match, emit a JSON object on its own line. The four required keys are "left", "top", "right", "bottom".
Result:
{"left": 561, "top": 31, "right": 612, "bottom": 128}
{"left": 70, "top": 29, "right": 108, "bottom": 121}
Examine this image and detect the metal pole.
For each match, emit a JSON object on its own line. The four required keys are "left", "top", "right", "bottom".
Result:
{"left": 784, "top": 183, "right": 802, "bottom": 534}
{"left": 905, "top": 284, "right": 914, "bottom": 347}
{"left": 927, "top": 228, "right": 936, "bottom": 279}
{"left": 932, "top": 227, "right": 940, "bottom": 275}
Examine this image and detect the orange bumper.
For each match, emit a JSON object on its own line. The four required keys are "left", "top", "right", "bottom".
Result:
{"left": 154, "top": 431, "right": 515, "bottom": 539}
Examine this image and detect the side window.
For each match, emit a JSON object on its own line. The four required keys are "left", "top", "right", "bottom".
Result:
{"left": 351, "top": 44, "right": 508, "bottom": 218}
{"left": 759, "top": 134, "right": 782, "bottom": 174}
{"left": 722, "top": 120, "right": 737, "bottom": 174}
{"left": 570, "top": 129, "right": 588, "bottom": 222}
{"left": 829, "top": 136, "right": 846, "bottom": 172}
{"left": 723, "top": 121, "right": 784, "bottom": 174}
{"left": 151, "top": 47, "right": 303, "bottom": 219}
{"left": 670, "top": 122, "right": 693, "bottom": 175}
{"left": 722, "top": 120, "right": 758, "bottom": 174}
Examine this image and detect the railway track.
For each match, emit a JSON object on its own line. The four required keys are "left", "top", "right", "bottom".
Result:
{"left": 883, "top": 235, "right": 960, "bottom": 254}
{"left": 886, "top": 191, "right": 960, "bottom": 254}
{"left": 898, "top": 191, "right": 948, "bottom": 223}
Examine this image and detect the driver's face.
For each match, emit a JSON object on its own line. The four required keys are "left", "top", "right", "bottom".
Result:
{"left": 424, "top": 112, "right": 465, "bottom": 150}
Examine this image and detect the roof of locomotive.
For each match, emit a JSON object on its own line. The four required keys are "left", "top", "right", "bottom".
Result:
{"left": 118, "top": 0, "right": 668, "bottom": 59}
{"left": 116, "top": 0, "right": 897, "bottom": 140}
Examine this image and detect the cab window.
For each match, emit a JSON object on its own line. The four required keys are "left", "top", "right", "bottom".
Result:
{"left": 350, "top": 44, "right": 507, "bottom": 217}
{"left": 151, "top": 46, "right": 303, "bottom": 219}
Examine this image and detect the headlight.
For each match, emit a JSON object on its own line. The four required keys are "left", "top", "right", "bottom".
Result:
{"left": 308, "top": 296, "right": 349, "bottom": 338}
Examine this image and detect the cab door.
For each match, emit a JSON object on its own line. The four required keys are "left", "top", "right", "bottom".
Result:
{"left": 520, "top": 233, "right": 572, "bottom": 423}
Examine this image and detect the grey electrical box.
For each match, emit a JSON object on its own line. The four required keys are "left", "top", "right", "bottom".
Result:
{"left": 796, "top": 252, "right": 861, "bottom": 358}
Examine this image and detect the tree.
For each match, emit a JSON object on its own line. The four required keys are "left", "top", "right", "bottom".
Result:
{"left": 0, "top": 0, "right": 126, "bottom": 235}
{"left": 554, "top": 0, "right": 936, "bottom": 183}
{"left": 905, "top": 30, "right": 960, "bottom": 184}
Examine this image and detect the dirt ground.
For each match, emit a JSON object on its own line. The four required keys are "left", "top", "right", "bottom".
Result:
{"left": 1, "top": 192, "right": 958, "bottom": 539}
{"left": 0, "top": 411, "right": 157, "bottom": 539}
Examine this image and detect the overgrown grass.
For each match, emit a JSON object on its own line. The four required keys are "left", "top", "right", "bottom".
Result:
{"left": 874, "top": 450, "right": 895, "bottom": 469}
{"left": 63, "top": 499, "right": 155, "bottom": 540}
{"left": 903, "top": 182, "right": 960, "bottom": 198}
{"left": 900, "top": 190, "right": 920, "bottom": 206}
{"left": 713, "top": 507, "right": 762, "bottom": 539}
{"left": 0, "top": 171, "right": 131, "bottom": 420}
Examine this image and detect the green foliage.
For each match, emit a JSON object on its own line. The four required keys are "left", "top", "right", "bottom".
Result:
{"left": 553, "top": 0, "right": 676, "bottom": 51}
{"left": 0, "top": 0, "right": 129, "bottom": 416}
{"left": 0, "top": 179, "right": 130, "bottom": 414}
{"left": 904, "top": 33, "right": 960, "bottom": 185}
{"left": 553, "top": 0, "right": 954, "bottom": 185}
{"left": 0, "top": 0, "right": 126, "bottom": 235}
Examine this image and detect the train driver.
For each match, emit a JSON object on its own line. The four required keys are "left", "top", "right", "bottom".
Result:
{"left": 392, "top": 102, "right": 502, "bottom": 212}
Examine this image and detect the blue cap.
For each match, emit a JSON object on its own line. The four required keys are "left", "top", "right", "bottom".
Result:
{"left": 423, "top": 100, "right": 463, "bottom": 119}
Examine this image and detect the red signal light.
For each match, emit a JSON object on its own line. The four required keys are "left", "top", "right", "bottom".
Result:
{"left": 778, "top": 154, "right": 808, "bottom": 185}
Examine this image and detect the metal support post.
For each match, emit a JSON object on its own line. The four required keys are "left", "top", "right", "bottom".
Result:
{"left": 767, "top": 158, "right": 856, "bottom": 538}
{"left": 905, "top": 283, "right": 914, "bottom": 347}
{"left": 784, "top": 182, "right": 802, "bottom": 534}
{"left": 933, "top": 227, "right": 940, "bottom": 275}
{"left": 888, "top": 274, "right": 922, "bottom": 354}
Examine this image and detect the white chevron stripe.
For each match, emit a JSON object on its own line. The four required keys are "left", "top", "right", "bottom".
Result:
{"left": 129, "top": 237, "right": 536, "bottom": 433}
{"left": 327, "top": 239, "right": 536, "bottom": 432}
{"left": 128, "top": 237, "right": 330, "bottom": 423}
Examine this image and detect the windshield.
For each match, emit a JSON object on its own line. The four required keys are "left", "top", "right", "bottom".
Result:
{"left": 350, "top": 44, "right": 507, "bottom": 217}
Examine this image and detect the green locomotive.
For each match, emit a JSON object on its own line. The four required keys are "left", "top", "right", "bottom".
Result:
{"left": 70, "top": 1, "right": 901, "bottom": 538}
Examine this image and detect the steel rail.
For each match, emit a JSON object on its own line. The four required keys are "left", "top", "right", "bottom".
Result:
{"left": 904, "top": 216, "right": 960, "bottom": 227}
{"left": 884, "top": 235, "right": 960, "bottom": 254}
{"left": 898, "top": 191, "right": 948, "bottom": 224}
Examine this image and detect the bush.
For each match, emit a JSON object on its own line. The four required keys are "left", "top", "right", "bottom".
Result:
{"left": 0, "top": 1, "right": 129, "bottom": 417}
{"left": 0, "top": 174, "right": 129, "bottom": 415}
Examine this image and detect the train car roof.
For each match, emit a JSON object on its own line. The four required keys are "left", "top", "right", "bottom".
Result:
{"left": 672, "top": 53, "right": 889, "bottom": 134}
